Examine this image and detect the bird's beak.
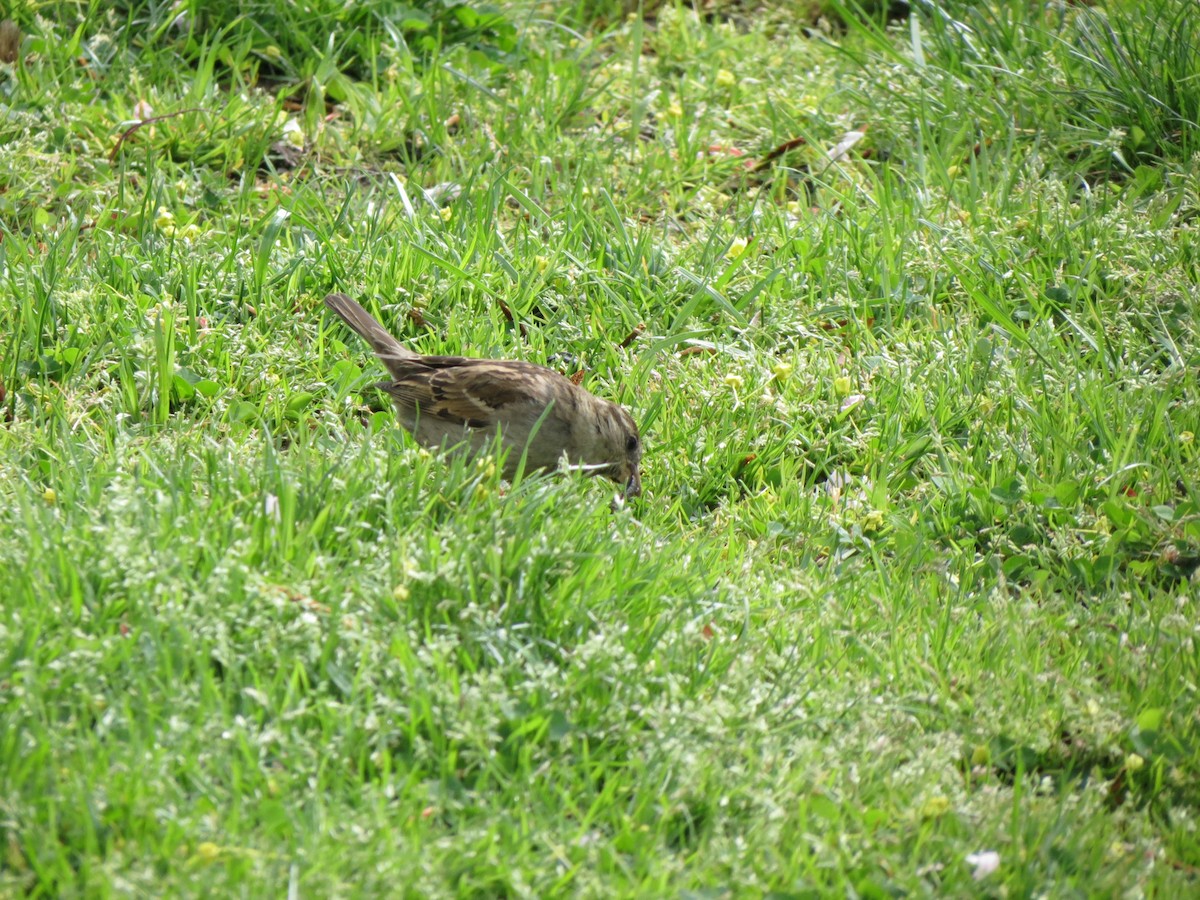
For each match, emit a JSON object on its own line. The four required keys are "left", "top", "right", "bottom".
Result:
{"left": 624, "top": 469, "right": 641, "bottom": 498}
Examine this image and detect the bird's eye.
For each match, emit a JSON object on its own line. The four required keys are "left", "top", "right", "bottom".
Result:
{"left": 626, "top": 435, "right": 639, "bottom": 453}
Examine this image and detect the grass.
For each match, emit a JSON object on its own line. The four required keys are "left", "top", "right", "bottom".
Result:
{"left": 2, "top": 0, "right": 1199, "bottom": 895}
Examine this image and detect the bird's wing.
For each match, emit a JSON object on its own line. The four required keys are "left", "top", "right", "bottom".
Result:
{"left": 380, "top": 358, "right": 558, "bottom": 430}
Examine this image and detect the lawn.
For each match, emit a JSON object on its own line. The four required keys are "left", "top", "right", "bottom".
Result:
{"left": 1, "top": 0, "right": 1198, "bottom": 895}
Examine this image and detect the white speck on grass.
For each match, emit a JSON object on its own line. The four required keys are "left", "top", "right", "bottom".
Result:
{"left": 965, "top": 850, "right": 1000, "bottom": 880}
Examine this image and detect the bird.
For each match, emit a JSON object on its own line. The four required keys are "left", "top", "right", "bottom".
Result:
{"left": 324, "top": 293, "right": 642, "bottom": 497}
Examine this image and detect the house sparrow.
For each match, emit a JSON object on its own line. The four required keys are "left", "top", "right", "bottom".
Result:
{"left": 324, "top": 293, "right": 642, "bottom": 497}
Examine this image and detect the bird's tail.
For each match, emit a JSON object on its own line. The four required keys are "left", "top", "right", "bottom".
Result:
{"left": 324, "top": 293, "right": 415, "bottom": 378}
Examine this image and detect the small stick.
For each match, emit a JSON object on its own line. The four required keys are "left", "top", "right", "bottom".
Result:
{"left": 619, "top": 323, "right": 645, "bottom": 349}
{"left": 109, "top": 108, "right": 205, "bottom": 163}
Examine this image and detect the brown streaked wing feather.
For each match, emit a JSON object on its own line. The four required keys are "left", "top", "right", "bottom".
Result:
{"left": 380, "top": 360, "right": 554, "bottom": 429}
{"left": 377, "top": 378, "right": 436, "bottom": 412}
{"left": 436, "top": 364, "right": 537, "bottom": 409}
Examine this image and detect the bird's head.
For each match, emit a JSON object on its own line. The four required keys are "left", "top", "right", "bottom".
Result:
{"left": 590, "top": 401, "right": 642, "bottom": 498}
